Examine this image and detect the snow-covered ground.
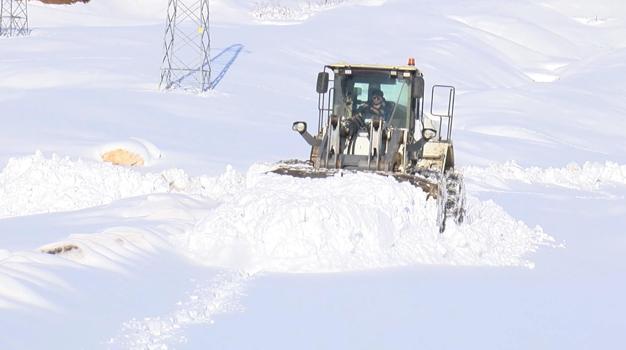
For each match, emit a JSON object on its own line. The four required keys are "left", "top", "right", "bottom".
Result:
{"left": 1, "top": 0, "right": 625, "bottom": 349}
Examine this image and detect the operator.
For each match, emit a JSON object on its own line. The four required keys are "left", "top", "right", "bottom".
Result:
{"left": 356, "top": 88, "right": 393, "bottom": 122}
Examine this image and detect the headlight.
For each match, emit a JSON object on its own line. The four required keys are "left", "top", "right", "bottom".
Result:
{"left": 292, "top": 121, "right": 307, "bottom": 133}
{"left": 422, "top": 128, "right": 437, "bottom": 140}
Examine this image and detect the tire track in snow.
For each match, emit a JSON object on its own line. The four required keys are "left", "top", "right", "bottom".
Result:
{"left": 108, "top": 271, "right": 251, "bottom": 350}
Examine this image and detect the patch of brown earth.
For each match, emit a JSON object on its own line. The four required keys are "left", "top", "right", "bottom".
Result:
{"left": 39, "top": 0, "right": 90, "bottom": 4}
{"left": 41, "top": 244, "right": 80, "bottom": 255}
{"left": 101, "top": 149, "right": 145, "bottom": 167}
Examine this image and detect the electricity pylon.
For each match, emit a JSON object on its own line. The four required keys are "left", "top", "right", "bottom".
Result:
{"left": 0, "top": 0, "right": 29, "bottom": 37}
{"left": 160, "top": 0, "right": 212, "bottom": 92}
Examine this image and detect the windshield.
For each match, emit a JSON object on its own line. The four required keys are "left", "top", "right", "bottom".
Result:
{"left": 333, "top": 70, "right": 411, "bottom": 129}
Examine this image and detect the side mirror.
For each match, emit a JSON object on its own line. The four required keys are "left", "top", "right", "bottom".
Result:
{"left": 413, "top": 76, "right": 424, "bottom": 99}
{"left": 316, "top": 72, "right": 329, "bottom": 94}
{"left": 422, "top": 128, "right": 437, "bottom": 141}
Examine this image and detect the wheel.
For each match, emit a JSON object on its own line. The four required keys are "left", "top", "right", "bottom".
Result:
{"left": 444, "top": 171, "right": 466, "bottom": 226}
{"left": 436, "top": 174, "right": 448, "bottom": 234}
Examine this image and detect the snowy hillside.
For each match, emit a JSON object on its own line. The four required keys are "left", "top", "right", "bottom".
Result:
{"left": 1, "top": 0, "right": 625, "bottom": 349}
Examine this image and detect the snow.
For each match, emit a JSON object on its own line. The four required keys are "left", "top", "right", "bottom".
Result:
{"left": 465, "top": 161, "right": 626, "bottom": 192}
{"left": 1, "top": 0, "right": 626, "bottom": 349}
{"left": 251, "top": 0, "right": 353, "bottom": 23}
{"left": 180, "top": 168, "right": 553, "bottom": 271}
{"left": 112, "top": 271, "right": 248, "bottom": 349}
{"left": 0, "top": 154, "right": 554, "bottom": 273}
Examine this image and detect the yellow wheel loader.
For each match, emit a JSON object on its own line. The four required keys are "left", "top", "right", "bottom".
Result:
{"left": 274, "top": 59, "right": 466, "bottom": 233}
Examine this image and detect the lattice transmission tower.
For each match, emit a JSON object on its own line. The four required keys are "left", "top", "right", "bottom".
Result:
{"left": 160, "top": 0, "right": 212, "bottom": 92}
{"left": 0, "top": 0, "right": 29, "bottom": 37}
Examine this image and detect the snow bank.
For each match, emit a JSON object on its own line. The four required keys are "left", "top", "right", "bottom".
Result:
{"left": 0, "top": 154, "right": 556, "bottom": 271}
{"left": 0, "top": 152, "right": 170, "bottom": 218}
{"left": 0, "top": 152, "right": 241, "bottom": 218}
{"left": 177, "top": 165, "right": 553, "bottom": 271}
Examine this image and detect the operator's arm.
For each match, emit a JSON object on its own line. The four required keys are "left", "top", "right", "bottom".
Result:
{"left": 355, "top": 103, "right": 369, "bottom": 116}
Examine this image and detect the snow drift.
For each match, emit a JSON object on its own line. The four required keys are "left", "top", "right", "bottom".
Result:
{"left": 0, "top": 153, "right": 558, "bottom": 274}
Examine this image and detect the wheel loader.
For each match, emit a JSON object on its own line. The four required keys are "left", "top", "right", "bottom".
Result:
{"left": 273, "top": 59, "right": 466, "bottom": 232}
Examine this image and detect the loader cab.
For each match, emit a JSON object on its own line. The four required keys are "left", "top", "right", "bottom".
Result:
{"left": 315, "top": 64, "right": 425, "bottom": 134}
{"left": 337, "top": 72, "right": 411, "bottom": 128}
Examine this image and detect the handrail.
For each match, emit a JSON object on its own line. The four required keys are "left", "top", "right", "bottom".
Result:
{"left": 429, "top": 85, "right": 455, "bottom": 141}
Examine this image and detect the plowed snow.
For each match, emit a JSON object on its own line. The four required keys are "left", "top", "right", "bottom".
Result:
{"left": 0, "top": 153, "right": 563, "bottom": 272}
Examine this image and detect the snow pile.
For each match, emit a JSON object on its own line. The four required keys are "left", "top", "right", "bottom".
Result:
{"left": 0, "top": 154, "right": 554, "bottom": 271}
{"left": 0, "top": 152, "right": 170, "bottom": 218}
{"left": 464, "top": 161, "right": 626, "bottom": 192}
{"left": 0, "top": 152, "right": 243, "bottom": 218}
{"left": 178, "top": 166, "right": 553, "bottom": 271}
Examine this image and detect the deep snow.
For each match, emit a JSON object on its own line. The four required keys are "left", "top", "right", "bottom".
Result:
{"left": 1, "top": 0, "right": 626, "bottom": 349}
